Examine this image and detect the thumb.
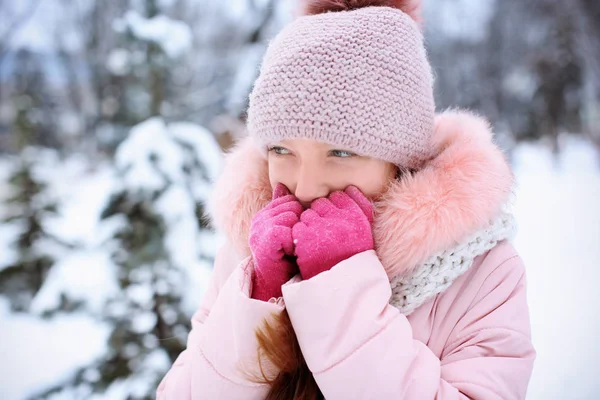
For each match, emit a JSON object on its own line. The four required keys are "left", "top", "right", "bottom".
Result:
{"left": 344, "top": 185, "right": 374, "bottom": 223}
{"left": 272, "top": 183, "right": 292, "bottom": 200}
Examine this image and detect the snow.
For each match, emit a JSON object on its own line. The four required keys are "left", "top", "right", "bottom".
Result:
{"left": 4, "top": 0, "right": 84, "bottom": 53}
{"left": 58, "top": 112, "right": 82, "bottom": 136}
{"left": 30, "top": 250, "right": 119, "bottom": 315}
{"left": 425, "top": 0, "right": 497, "bottom": 42}
{"left": 1, "top": 150, "right": 111, "bottom": 271}
{"left": 43, "top": 159, "right": 117, "bottom": 247}
{"left": 225, "top": 43, "right": 265, "bottom": 116}
{"left": 503, "top": 67, "right": 537, "bottom": 101}
{"left": 115, "top": 117, "right": 222, "bottom": 194}
{"left": 155, "top": 186, "right": 206, "bottom": 262}
{"left": 90, "top": 349, "right": 170, "bottom": 400}
{"left": 115, "top": 118, "right": 183, "bottom": 191}
{"left": 513, "top": 135, "right": 600, "bottom": 400}
{"left": 117, "top": 11, "right": 193, "bottom": 59}
{"left": 0, "top": 156, "right": 20, "bottom": 268}
{"left": 0, "top": 223, "right": 20, "bottom": 271}
{"left": 169, "top": 121, "right": 223, "bottom": 182}
{"left": 113, "top": 117, "right": 222, "bottom": 319}
{"left": 125, "top": 283, "right": 153, "bottom": 307}
{"left": 0, "top": 299, "right": 110, "bottom": 400}
{"left": 0, "top": 118, "right": 220, "bottom": 398}
{"left": 106, "top": 48, "right": 131, "bottom": 76}
{"left": 0, "top": 133, "right": 599, "bottom": 399}
{"left": 131, "top": 312, "right": 158, "bottom": 334}
{"left": 5, "top": 0, "right": 59, "bottom": 52}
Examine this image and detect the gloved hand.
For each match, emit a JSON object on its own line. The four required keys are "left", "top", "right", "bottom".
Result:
{"left": 249, "top": 183, "right": 303, "bottom": 301}
{"left": 292, "top": 186, "right": 374, "bottom": 280}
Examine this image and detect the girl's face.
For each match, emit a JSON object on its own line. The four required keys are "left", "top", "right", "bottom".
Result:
{"left": 267, "top": 138, "right": 398, "bottom": 208}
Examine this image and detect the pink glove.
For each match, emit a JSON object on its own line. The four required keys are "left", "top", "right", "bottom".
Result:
{"left": 292, "top": 186, "right": 374, "bottom": 280}
{"left": 249, "top": 183, "right": 303, "bottom": 301}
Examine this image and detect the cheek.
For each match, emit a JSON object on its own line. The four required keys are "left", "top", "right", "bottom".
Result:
{"left": 351, "top": 180, "right": 383, "bottom": 199}
{"left": 347, "top": 164, "right": 395, "bottom": 199}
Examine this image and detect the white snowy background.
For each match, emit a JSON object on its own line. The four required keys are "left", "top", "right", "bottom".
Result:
{"left": 1, "top": 0, "right": 599, "bottom": 398}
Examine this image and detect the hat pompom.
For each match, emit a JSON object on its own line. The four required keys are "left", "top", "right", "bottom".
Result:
{"left": 300, "top": 0, "right": 423, "bottom": 26}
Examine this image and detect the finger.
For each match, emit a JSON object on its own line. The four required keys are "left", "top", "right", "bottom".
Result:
{"left": 328, "top": 190, "right": 356, "bottom": 210}
{"left": 272, "top": 183, "right": 291, "bottom": 199}
{"left": 271, "top": 225, "right": 295, "bottom": 256}
{"left": 266, "top": 194, "right": 298, "bottom": 210}
{"left": 272, "top": 210, "right": 301, "bottom": 227}
{"left": 299, "top": 208, "right": 321, "bottom": 225}
{"left": 291, "top": 221, "right": 309, "bottom": 256}
{"left": 310, "top": 197, "right": 337, "bottom": 217}
{"left": 270, "top": 198, "right": 304, "bottom": 217}
{"left": 344, "top": 186, "right": 374, "bottom": 222}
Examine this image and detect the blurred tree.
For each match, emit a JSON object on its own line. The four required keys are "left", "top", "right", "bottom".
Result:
{"left": 572, "top": 0, "right": 600, "bottom": 153}
{"left": 0, "top": 0, "right": 43, "bottom": 65}
{"left": 0, "top": 153, "right": 58, "bottom": 312}
{"left": 528, "top": 0, "right": 583, "bottom": 153}
{"left": 66, "top": 185, "right": 192, "bottom": 398}
{"left": 22, "top": 0, "right": 218, "bottom": 396}
{"left": 425, "top": 0, "right": 592, "bottom": 149}
{"left": 28, "top": 118, "right": 219, "bottom": 400}
{"left": 0, "top": 91, "right": 76, "bottom": 312}
{"left": 8, "top": 49, "right": 61, "bottom": 149}
{"left": 0, "top": 50, "right": 64, "bottom": 310}
{"left": 0, "top": 0, "right": 287, "bottom": 154}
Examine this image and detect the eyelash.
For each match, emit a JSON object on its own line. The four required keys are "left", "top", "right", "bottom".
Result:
{"left": 267, "top": 146, "right": 291, "bottom": 156}
{"left": 329, "top": 150, "right": 355, "bottom": 158}
{"left": 267, "top": 146, "right": 356, "bottom": 158}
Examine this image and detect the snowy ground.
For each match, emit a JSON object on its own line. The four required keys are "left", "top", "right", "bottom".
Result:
{"left": 1, "top": 135, "right": 599, "bottom": 399}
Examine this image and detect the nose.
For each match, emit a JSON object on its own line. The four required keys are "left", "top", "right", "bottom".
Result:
{"left": 293, "top": 164, "right": 329, "bottom": 207}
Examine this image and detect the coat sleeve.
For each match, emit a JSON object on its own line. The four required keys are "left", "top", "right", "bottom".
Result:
{"left": 281, "top": 249, "right": 536, "bottom": 400}
{"left": 156, "top": 244, "right": 285, "bottom": 399}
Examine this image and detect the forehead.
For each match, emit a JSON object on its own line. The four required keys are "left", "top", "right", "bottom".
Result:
{"left": 277, "top": 138, "right": 338, "bottom": 150}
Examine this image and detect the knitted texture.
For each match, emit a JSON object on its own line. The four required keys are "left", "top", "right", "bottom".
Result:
{"left": 389, "top": 208, "right": 518, "bottom": 315}
{"left": 247, "top": 5, "right": 436, "bottom": 169}
{"left": 249, "top": 185, "right": 303, "bottom": 301}
{"left": 292, "top": 186, "right": 375, "bottom": 280}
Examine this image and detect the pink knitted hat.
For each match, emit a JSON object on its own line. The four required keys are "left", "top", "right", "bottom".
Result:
{"left": 246, "top": 0, "right": 435, "bottom": 169}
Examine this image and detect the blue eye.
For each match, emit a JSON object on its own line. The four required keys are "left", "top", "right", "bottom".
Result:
{"left": 268, "top": 146, "right": 291, "bottom": 155}
{"left": 330, "top": 150, "right": 355, "bottom": 158}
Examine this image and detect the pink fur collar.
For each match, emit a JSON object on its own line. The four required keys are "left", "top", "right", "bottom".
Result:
{"left": 207, "top": 109, "right": 514, "bottom": 279}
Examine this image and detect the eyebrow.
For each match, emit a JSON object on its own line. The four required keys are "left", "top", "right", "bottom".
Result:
{"left": 277, "top": 141, "right": 353, "bottom": 151}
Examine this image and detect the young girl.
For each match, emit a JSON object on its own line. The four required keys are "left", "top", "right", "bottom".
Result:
{"left": 157, "top": 0, "right": 536, "bottom": 398}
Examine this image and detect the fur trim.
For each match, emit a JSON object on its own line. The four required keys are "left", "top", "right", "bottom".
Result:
{"left": 206, "top": 137, "right": 271, "bottom": 256}
{"left": 373, "top": 109, "right": 514, "bottom": 277}
{"left": 206, "top": 109, "right": 514, "bottom": 280}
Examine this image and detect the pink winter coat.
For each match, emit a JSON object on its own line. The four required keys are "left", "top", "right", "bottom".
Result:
{"left": 157, "top": 110, "right": 536, "bottom": 399}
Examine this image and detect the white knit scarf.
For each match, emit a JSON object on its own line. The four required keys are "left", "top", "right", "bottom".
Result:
{"left": 389, "top": 208, "right": 518, "bottom": 315}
